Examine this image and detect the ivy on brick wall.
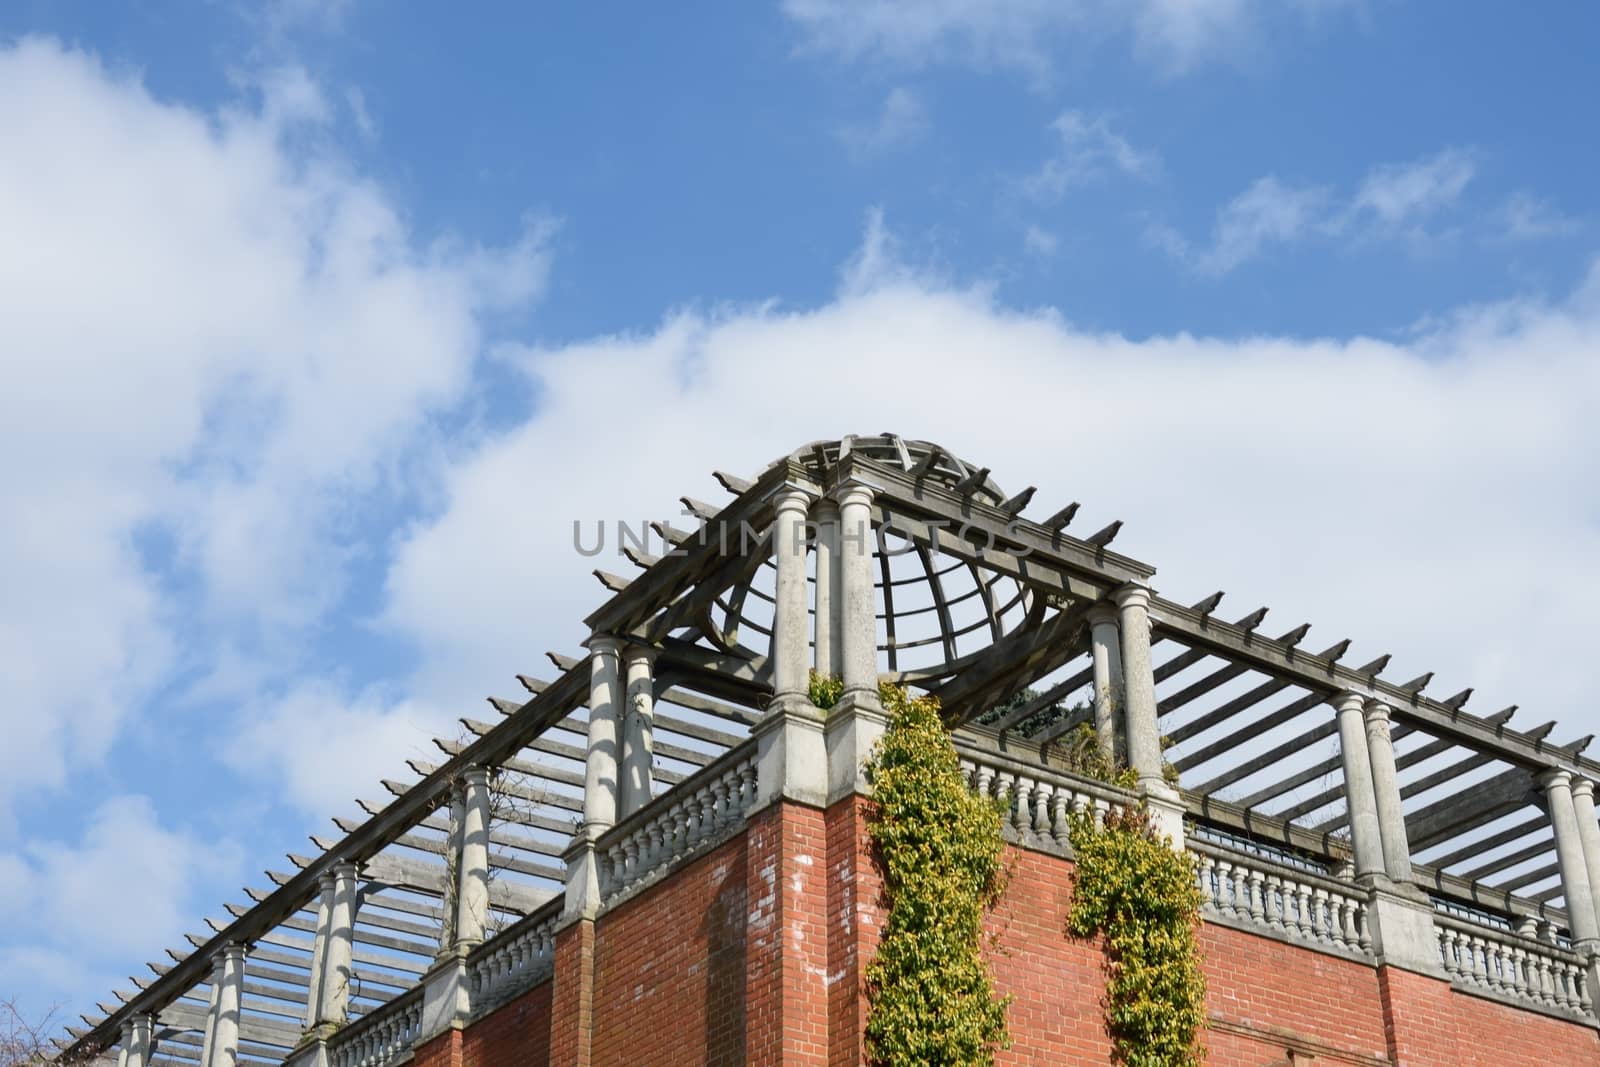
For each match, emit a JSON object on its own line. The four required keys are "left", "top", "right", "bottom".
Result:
{"left": 1065, "top": 730, "right": 1206, "bottom": 1067}
{"left": 864, "top": 682, "right": 1011, "bottom": 1066}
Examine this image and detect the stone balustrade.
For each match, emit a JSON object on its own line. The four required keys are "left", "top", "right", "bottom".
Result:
{"left": 1191, "top": 839, "right": 1370, "bottom": 956}
{"left": 597, "top": 740, "right": 758, "bottom": 904}
{"left": 326, "top": 986, "right": 422, "bottom": 1067}
{"left": 1435, "top": 912, "right": 1591, "bottom": 1017}
{"left": 467, "top": 901, "right": 559, "bottom": 1017}
{"left": 954, "top": 739, "right": 1136, "bottom": 852}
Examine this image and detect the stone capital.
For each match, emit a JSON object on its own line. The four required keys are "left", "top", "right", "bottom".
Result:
{"left": 584, "top": 633, "right": 625, "bottom": 656}
{"left": 834, "top": 481, "right": 875, "bottom": 510}
{"left": 1331, "top": 689, "right": 1368, "bottom": 715}
{"left": 1086, "top": 602, "right": 1119, "bottom": 629}
{"left": 1573, "top": 776, "right": 1597, "bottom": 802}
{"left": 1538, "top": 767, "right": 1574, "bottom": 794}
{"left": 1362, "top": 699, "right": 1392, "bottom": 725}
{"left": 621, "top": 643, "right": 658, "bottom": 668}
{"left": 772, "top": 486, "right": 814, "bottom": 514}
{"left": 459, "top": 765, "right": 491, "bottom": 789}
{"left": 1110, "top": 581, "right": 1152, "bottom": 612}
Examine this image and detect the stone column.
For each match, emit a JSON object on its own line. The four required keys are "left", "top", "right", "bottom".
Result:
{"left": 198, "top": 956, "right": 222, "bottom": 1067}
{"left": 826, "top": 482, "right": 887, "bottom": 803}
{"left": 1363, "top": 701, "right": 1413, "bottom": 885}
{"left": 1112, "top": 583, "right": 1162, "bottom": 788}
{"left": 1571, "top": 777, "right": 1600, "bottom": 937}
{"left": 1334, "top": 691, "right": 1387, "bottom": 881}
{"left": 1542, "top": 770, "right": 1600, "bottom": 947}
{"left": 455, "top": 768, "right": 492, "bottom": 948}
{"left": 1087, "top": 603, "right": 1124, "bottom": 762}
{"left": 619, "top": 646, "right": 657, "bottom": 818}
{"left": 812, "top": 499, "right": 842, "bottom": 679}
{"left": 836, "top": 484, "right": 878, "bottom": 706}
{"left": 752, "top": 487, "right": 828, "bottom": 810}
{"left": 301, "top": 872, "right": 334, "bottom": 1030}
{"left": 314, "top": 862, "right": 358, "bottom": 1026}
{"left": 582, "top": 637, "right": 624, "bottom": 834}
{"left": 207, "top": 943, "right": 245, "bottom": 1067}
{"left": 770, "top": 489, "right": 813, "bottom": 705}
{"left": 118, "top": 1013, "right": 153, "bottom": 1067}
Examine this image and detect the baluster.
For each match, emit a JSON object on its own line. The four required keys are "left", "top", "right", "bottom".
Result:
{"left": 1247, "top": 869, "right": 1266, "bottom": 923}
{"left": 1577, "top": 962, "right": 1593, "bottom": 1015}
{"left": 1050, "top": 788, "right": 1071, "bottom": 848}
{"left": 1438, "top": 929, "right": 1459, "bottom": 977}
{"left": 1032, "top": 781, "right": 1053, "bottom": 839}
{"left": 622, "top": 831, "right": 640, "bottom": 884}
{"left": 647, "top": 818, "right": 666, "bottom": 874}
{"left": 1009, "top": 774, "right": 1032, "bottom": 840}
{"left": 1214, "top": 861, "right": 1235, "bottom": 917}
{"left": 1295, "top": 881, "right": 1315, "bottom": 939}
{"left": 1195, "top": 853, "right": 1216, "bottom": 911}
{"left": 697, "top": 784, "right": 718, "bottom": 845}
{"left": 1310, "top": 888, "right": 1329, "bottom": 941}
{"left": 1092, "top": 796, "right": 1109, "bottom": 830}
{"left": 711, "top": 771, "right": 732, "bottom": 831}
{"left": 738, "top": 759, "right": 759, "bottom": 816}
{"left": 974, "top": 763, "right": 994, "bottom": 802}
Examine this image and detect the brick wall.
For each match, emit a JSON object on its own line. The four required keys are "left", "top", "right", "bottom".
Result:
{"left": 462, "top": 981, "right": 552, "bottom": 1067}
{"left": 589, "top": 827, "right": 750, "bottom": 1066}
{"left": 445, "top": 794, "right": 1600, "bottom": 1066}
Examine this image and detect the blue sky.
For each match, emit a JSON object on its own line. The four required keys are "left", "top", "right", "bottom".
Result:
{"left": 2, "top": 0, "right": 1598, "bottom": 1026}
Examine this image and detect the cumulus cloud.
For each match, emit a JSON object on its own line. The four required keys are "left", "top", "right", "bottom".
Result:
{"left": 0, "top": 37, "right": 549, "bottom": 822}
{"left": 0, "top": 796, "right": 241, "bottom": 999}
{"left": 781, "top": 0, "right": 1359, "bottom": 78}
{"left": 367, "top": 218, "right": 1600, "bottom": 775}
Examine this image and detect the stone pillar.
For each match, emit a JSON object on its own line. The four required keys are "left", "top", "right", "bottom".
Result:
{"left": 207, "top": 943, "right": 245, "bottom": 1067}
{"left": 198, "top": 956, "right": 222, "bottom": 1067}
{"left": 1112, "top": 583, "right": 1182, "bottom": 844}
{"left": 771, "top": 489, "right": 813, "bottom": 705}
{"left": 812, "top": 498, "right": 842, "bottom": 679}
{"left": 753, "top": 487, "right": 828, "bottom": 811}
{"left": 836, "top": 484, "right": 878, "bottom": 706}
{"left": 1334, "top": 691, "right": 1387, "bottom": 881}
{"left": 118, "top": 1013, "right": 153, "bottom": 1067}
{"left": 620, "top": 646, "right": 657, "bottom": 818}
{"left": 1363, "top": 701, "right": 1413, "bottom": 885}
{"left": 314, "top": 862, "right": 358, "bottom": 1026}
{"left": 1571, "top": 778, "right": 1600, "bottom": 938}
{"left": 1542, "top": 770, "right": 1600, "bottom": 947}
{"left": 1087, "top": 602, "right": 1124, "bottom": 762}
{"left": 301, "top": 872, "right": 334, "bottom": 1030}
{"left": 582, "top": 637, "right": 624, "bottom": 834}
{"left": 826, "top": 482, "right": 887, "bottom": 803}
{"left": 455, "top": 767, "right": 492, "bottom": 948}
{"left": 1112, "top": 583, "right": 1162, "bottom": 788}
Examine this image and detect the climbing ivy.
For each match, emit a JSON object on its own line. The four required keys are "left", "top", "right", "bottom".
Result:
{"left": 1065, "top": 734, "right": 1207, "bottom": 1067}
{"left": 808, "top": 669, "right": 844, "bottom": 711}
{"left": 864, "top": 683, "right": 1012, "bottom": 1067}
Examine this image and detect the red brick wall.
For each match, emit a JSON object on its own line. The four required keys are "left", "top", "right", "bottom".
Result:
{"left": 452, "top": 796, "right": 1600, "bottom": 1067}
{"left": 743, "top": 801, "right": 831, "bottom": 1067}
{"left": 589, "top": 826, "right": 750, "bottom": 1067}
{"left": 463, "top": 981, "right": 552, "bottom": 1067}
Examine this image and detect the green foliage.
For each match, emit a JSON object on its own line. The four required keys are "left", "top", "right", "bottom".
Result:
{"left": 1060, "top": 722, "right": 1138, "bottom": 789}
{"left": 977, "top": 686, "right": 1081, "bottom": 736}
{"left": 809, "top": 669, "right": 844, "bottom": 710}
{"left": 865, "top": 683, "right": 1012, "bottom": 1067}
{"left": 1067, "top": 806, "right": 1207, "bottom": 1067}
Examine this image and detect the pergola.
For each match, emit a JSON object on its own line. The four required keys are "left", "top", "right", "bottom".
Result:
{"left": 59, "top": 433, "right": 1600, "bottom": 1063}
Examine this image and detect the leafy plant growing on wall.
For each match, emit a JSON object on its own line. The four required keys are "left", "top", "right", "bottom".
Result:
{"left": 808, "top": 669, "right": 844, "bottom": 711}
{"left": 864, "top": 683, "right": 1011, "bottom": 1066}
{"left": 1065, "top": 733, "right": 1206, "bottom": 1067}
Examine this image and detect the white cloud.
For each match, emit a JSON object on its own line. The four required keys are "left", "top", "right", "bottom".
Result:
{"left": 837, "top": 86, "right": 929, "bottom": 156}
{"left": 781, "top": 0, "right": 1359, "bottom": 78}
{"left": 1023, "top": 225, "right": 1059, "bottom": 257}
{"left": 1166, "top": 149, "right": 1489, "bottom": 274}
{"left": 367, "top": 219, "right": 1600, "bottom": 784}
{"left": 1196, "top": 175, "right": 1333, "bottom": 274}
{"left": 1021, "top": 110, "right": 1159, "bottom": 200}
{"left": 226, "top": 683, "right": 449, "bottom": 818}
{"left": 1349, "top": 149, "right": 1475, "bottom": 229}
{"left": 0, "top": 796, "right": 240, "bottom": 999}
{"left": 1497, "top": 192, "right": 1581, "bottom": 241}
{"left": 0, "top": 38, "right": 549, "bottom": 822}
